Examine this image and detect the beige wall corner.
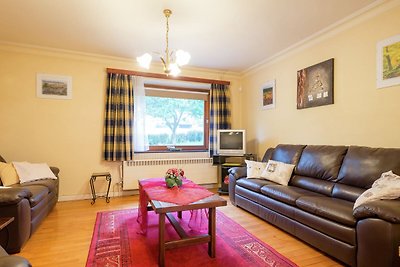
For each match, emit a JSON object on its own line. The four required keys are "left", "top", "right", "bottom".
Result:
{"left": 240, "top": 1, "right": 400, "bottom": 158}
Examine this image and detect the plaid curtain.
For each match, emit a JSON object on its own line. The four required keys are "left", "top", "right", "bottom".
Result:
{"left": 103, "top": 73, "right": 134, "bottom": 161}
{"left": 209, "top": 83, "right": 231, "bottom": 156}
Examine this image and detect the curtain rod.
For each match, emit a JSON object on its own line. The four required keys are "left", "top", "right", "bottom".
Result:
{"left": 106, "top": 68, "right": 230, "bottom": 85}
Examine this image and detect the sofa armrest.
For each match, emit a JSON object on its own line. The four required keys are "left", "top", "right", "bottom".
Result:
{"left": 228, "top": 166, "right": 247, "bottom": 180}
{"left": 228, "top": 167, "right": 247, "bottom": 206}
{"left": 0, "top": 188, "right": 32, "bottom": 206}
{"left": 353, "top": 199, "right": 400, "bottom": 223}
{"left": 50, "top": 166, "right": 60, "bottom": 177}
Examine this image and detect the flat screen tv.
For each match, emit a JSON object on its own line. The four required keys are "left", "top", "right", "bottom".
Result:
{"left": 216, "top": 129, "right": 246, "bottom": 156}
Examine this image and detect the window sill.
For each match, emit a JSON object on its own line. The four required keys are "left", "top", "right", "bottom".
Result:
{"left": 134, "top": 150, "right": 208, "bottom": 154}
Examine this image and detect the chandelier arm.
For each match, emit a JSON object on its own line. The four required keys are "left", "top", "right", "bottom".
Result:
{"left": 137, "top": 9, "right": 189, "bottom": 77}
{"left": 165, "top": 10, "right": 170, "bottom": 68}
{"left": 160, "top": 57, "right": 167, "bottom": 69}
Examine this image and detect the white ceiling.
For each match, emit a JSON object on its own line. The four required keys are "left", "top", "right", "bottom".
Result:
{"left": 0, "top": 0, "right": 380, "bottom": 72}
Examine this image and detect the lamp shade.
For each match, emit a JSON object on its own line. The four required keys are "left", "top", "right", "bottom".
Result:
{"left": 136, "top": 53, "right": 152, "bottom": 69}
{"left": 169, "top": 63, "right": 181, "bottom": 76}
{"left": 175, "top": 50, "right": 191, "bottom": 66}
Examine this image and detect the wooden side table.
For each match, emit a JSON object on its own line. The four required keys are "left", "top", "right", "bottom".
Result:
{"left": 0, "top": 217, "right": 14, "bottom": 231}
{"left": 0, "top": 217, "right": 14, "bottom": 249}
{"left": 90, "top": 172, "right": 112, "bottom": 204}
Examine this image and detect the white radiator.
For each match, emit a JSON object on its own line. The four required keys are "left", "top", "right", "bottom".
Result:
{"left": 122, "top": 158, "right": 217, "bottom": 190}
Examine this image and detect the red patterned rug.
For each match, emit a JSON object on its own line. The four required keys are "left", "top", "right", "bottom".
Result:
{"left": 86, "top": 208, "right": 297, "bottom": 267}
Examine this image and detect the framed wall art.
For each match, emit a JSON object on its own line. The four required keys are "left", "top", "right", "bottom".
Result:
{"left": 261, "top": 80, "right": 275, "bottom": 109}
{"left": 297, "top": 58, "right": 334, "bottom": 109}
{"left": 36, "top": 73, "right": 72, "bottom": 99}
{"left": 377, "top": 34, "right": 400, "bottom": 89}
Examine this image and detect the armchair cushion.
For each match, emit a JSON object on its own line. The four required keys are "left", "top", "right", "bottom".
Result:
{"left": 13, "top": 162, "right": 56, "bottom": 183}
{"left": 0, "top": 188, "right": 32, "bottom": 206}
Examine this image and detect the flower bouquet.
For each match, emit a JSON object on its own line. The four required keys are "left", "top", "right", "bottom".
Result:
{"left": 165, "top": 168, "right": 185, "bottom": 188}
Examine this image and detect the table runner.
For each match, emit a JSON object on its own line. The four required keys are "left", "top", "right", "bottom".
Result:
{"left": 137, "top": 178, "right": 214, "bottom": 234}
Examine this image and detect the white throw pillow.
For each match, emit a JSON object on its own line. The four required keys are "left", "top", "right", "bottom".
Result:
{"left": 13, "top": 162, "right": 57, "bottom": 183}
{"left": 260, "top": 160, "right": 295, "bottom": 185}
{"left": 353, "top": 170, "right": 400, "bottom": 210}
{"left": 245, "top": 160, "right": 267, "bottom": 178}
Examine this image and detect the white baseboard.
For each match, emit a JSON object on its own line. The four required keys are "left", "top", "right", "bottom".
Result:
{"left": 58, "top": 190, "right": 137, "bottom": 202}
{"left": 57, "top": 183, "right": 218, "bottom": 202}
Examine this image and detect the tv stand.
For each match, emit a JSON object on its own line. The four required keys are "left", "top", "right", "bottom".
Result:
{"left": 212, "top": 154, "right": 256, "bottom": 195}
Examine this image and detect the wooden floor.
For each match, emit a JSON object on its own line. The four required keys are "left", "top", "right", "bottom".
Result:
{"left": 17, "top": 194, "right": 343, "bottom": 267}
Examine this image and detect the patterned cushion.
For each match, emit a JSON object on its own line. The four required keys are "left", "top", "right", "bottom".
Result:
{"left": 245, "top": 160, "right": 267, "bottom": 178}
{"left": 354, "top": 171, "right": 400, "bottom": 209}
{"left": 260, "top": 160, "right": 295, "bottom": 185}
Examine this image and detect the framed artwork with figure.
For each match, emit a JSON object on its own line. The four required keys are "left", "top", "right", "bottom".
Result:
{"left": 377, "top": 34, "right": 400, "bottom": 89}
{"left": 297, "top": 58, "right": 334, "bottom": 109}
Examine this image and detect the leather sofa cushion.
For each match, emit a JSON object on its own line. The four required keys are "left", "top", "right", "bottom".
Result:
{"left": 337, "top": 146, "right": 400, "bottom": 188}
{"left": 18, "top": 179, "right": 58, "bottom": 194}
{"left": 295, "top": 145, "right": 347, "bottom": 181}
{"left": 290, "top": 176, "right": 334, "bottom": 196}
{"left": 271, "top": 144, "right": 305, "bottom": 165}
{"left": 260, "top": 185, "right": 322, "bottom": 206}
{"left": 296, "top": 196, "right": 356, "bottom": 226}
{"left": 0, "top": 188, "right": 32, "bottom": 206}
{"left": 236, "top": 178, "right": 275, "bottom": 192}
{"left": 294, "top": 207, "right": 356, "bottom": 245}
{"left": 236, "top": 186, "right": 261, "bottom": 203}
{"left": 18, "top": 185, "right": 49, "bottom": 207}
{"left": 332, "top": 183, "right": 365, "bottom": 202}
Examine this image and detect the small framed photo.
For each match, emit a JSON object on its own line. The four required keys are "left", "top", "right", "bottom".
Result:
{"left": 261, "top": 80, "right": 275, "bottom": 109}
{"left": 36, "top": 73, "right": 72, "bottom": 99}
{"left": 377, "top": 34, "right": 400, "bottom": 89}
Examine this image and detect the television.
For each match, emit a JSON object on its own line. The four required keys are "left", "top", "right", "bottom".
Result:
{"left": 216, "top": 129, "right": 246, "bottom": 156}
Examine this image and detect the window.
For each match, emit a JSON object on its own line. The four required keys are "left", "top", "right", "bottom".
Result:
{"left": 143, "top": 86, "right": 209, "bottom": 151}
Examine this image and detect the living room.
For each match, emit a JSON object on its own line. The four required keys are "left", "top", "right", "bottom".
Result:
{"left": 0, "top": 0, "right": 399, "bottom": 266}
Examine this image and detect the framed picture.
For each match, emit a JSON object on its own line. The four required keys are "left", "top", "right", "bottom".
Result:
{"left": 36, "top": 73, "right": 72, "bottom": 99}
{"left": 297, "top": 58, "right": 334, "bottom": 109}
{"left": 261, "top": 80, "right": 275, "bottom": 109}
{"left": 377, "top": 34, "right": 400, "bottom": 89}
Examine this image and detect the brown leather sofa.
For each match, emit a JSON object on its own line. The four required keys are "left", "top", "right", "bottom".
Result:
{"left": 229, "top": 144, "right": 400, "bottom": 267}
{"left": 0, "top": 154, "right": 59, "bottom": 254}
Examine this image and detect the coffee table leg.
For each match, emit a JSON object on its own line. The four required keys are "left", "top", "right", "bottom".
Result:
{"left": 208, "top": 207, "right": 216, "bottom": 257}
{"left": 159, "top": 213, "right": 166, "bottom": 267}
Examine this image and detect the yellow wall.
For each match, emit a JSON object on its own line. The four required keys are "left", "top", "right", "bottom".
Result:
{"left": 0, "top": 46, "right": 241, "bottom": 198}
{"left": 241, "top": 2, "right": 400, "bottom": 158}
{"left": 1, "top": 1, "right": 399, "bottom": 198}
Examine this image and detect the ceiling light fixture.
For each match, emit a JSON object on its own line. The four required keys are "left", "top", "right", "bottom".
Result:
{"left": 136, "top": 9, "right": 190, "bottom": 76}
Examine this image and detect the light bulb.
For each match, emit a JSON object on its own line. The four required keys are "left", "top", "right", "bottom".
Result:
{"left": 169, "top": 63, "right": 181, "bottom": 76}
{"left": 175, "top": 50, "right": 190, "bottom": 66}
{"left": 136, "top": 53, "right": 152, "bottom": 69}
